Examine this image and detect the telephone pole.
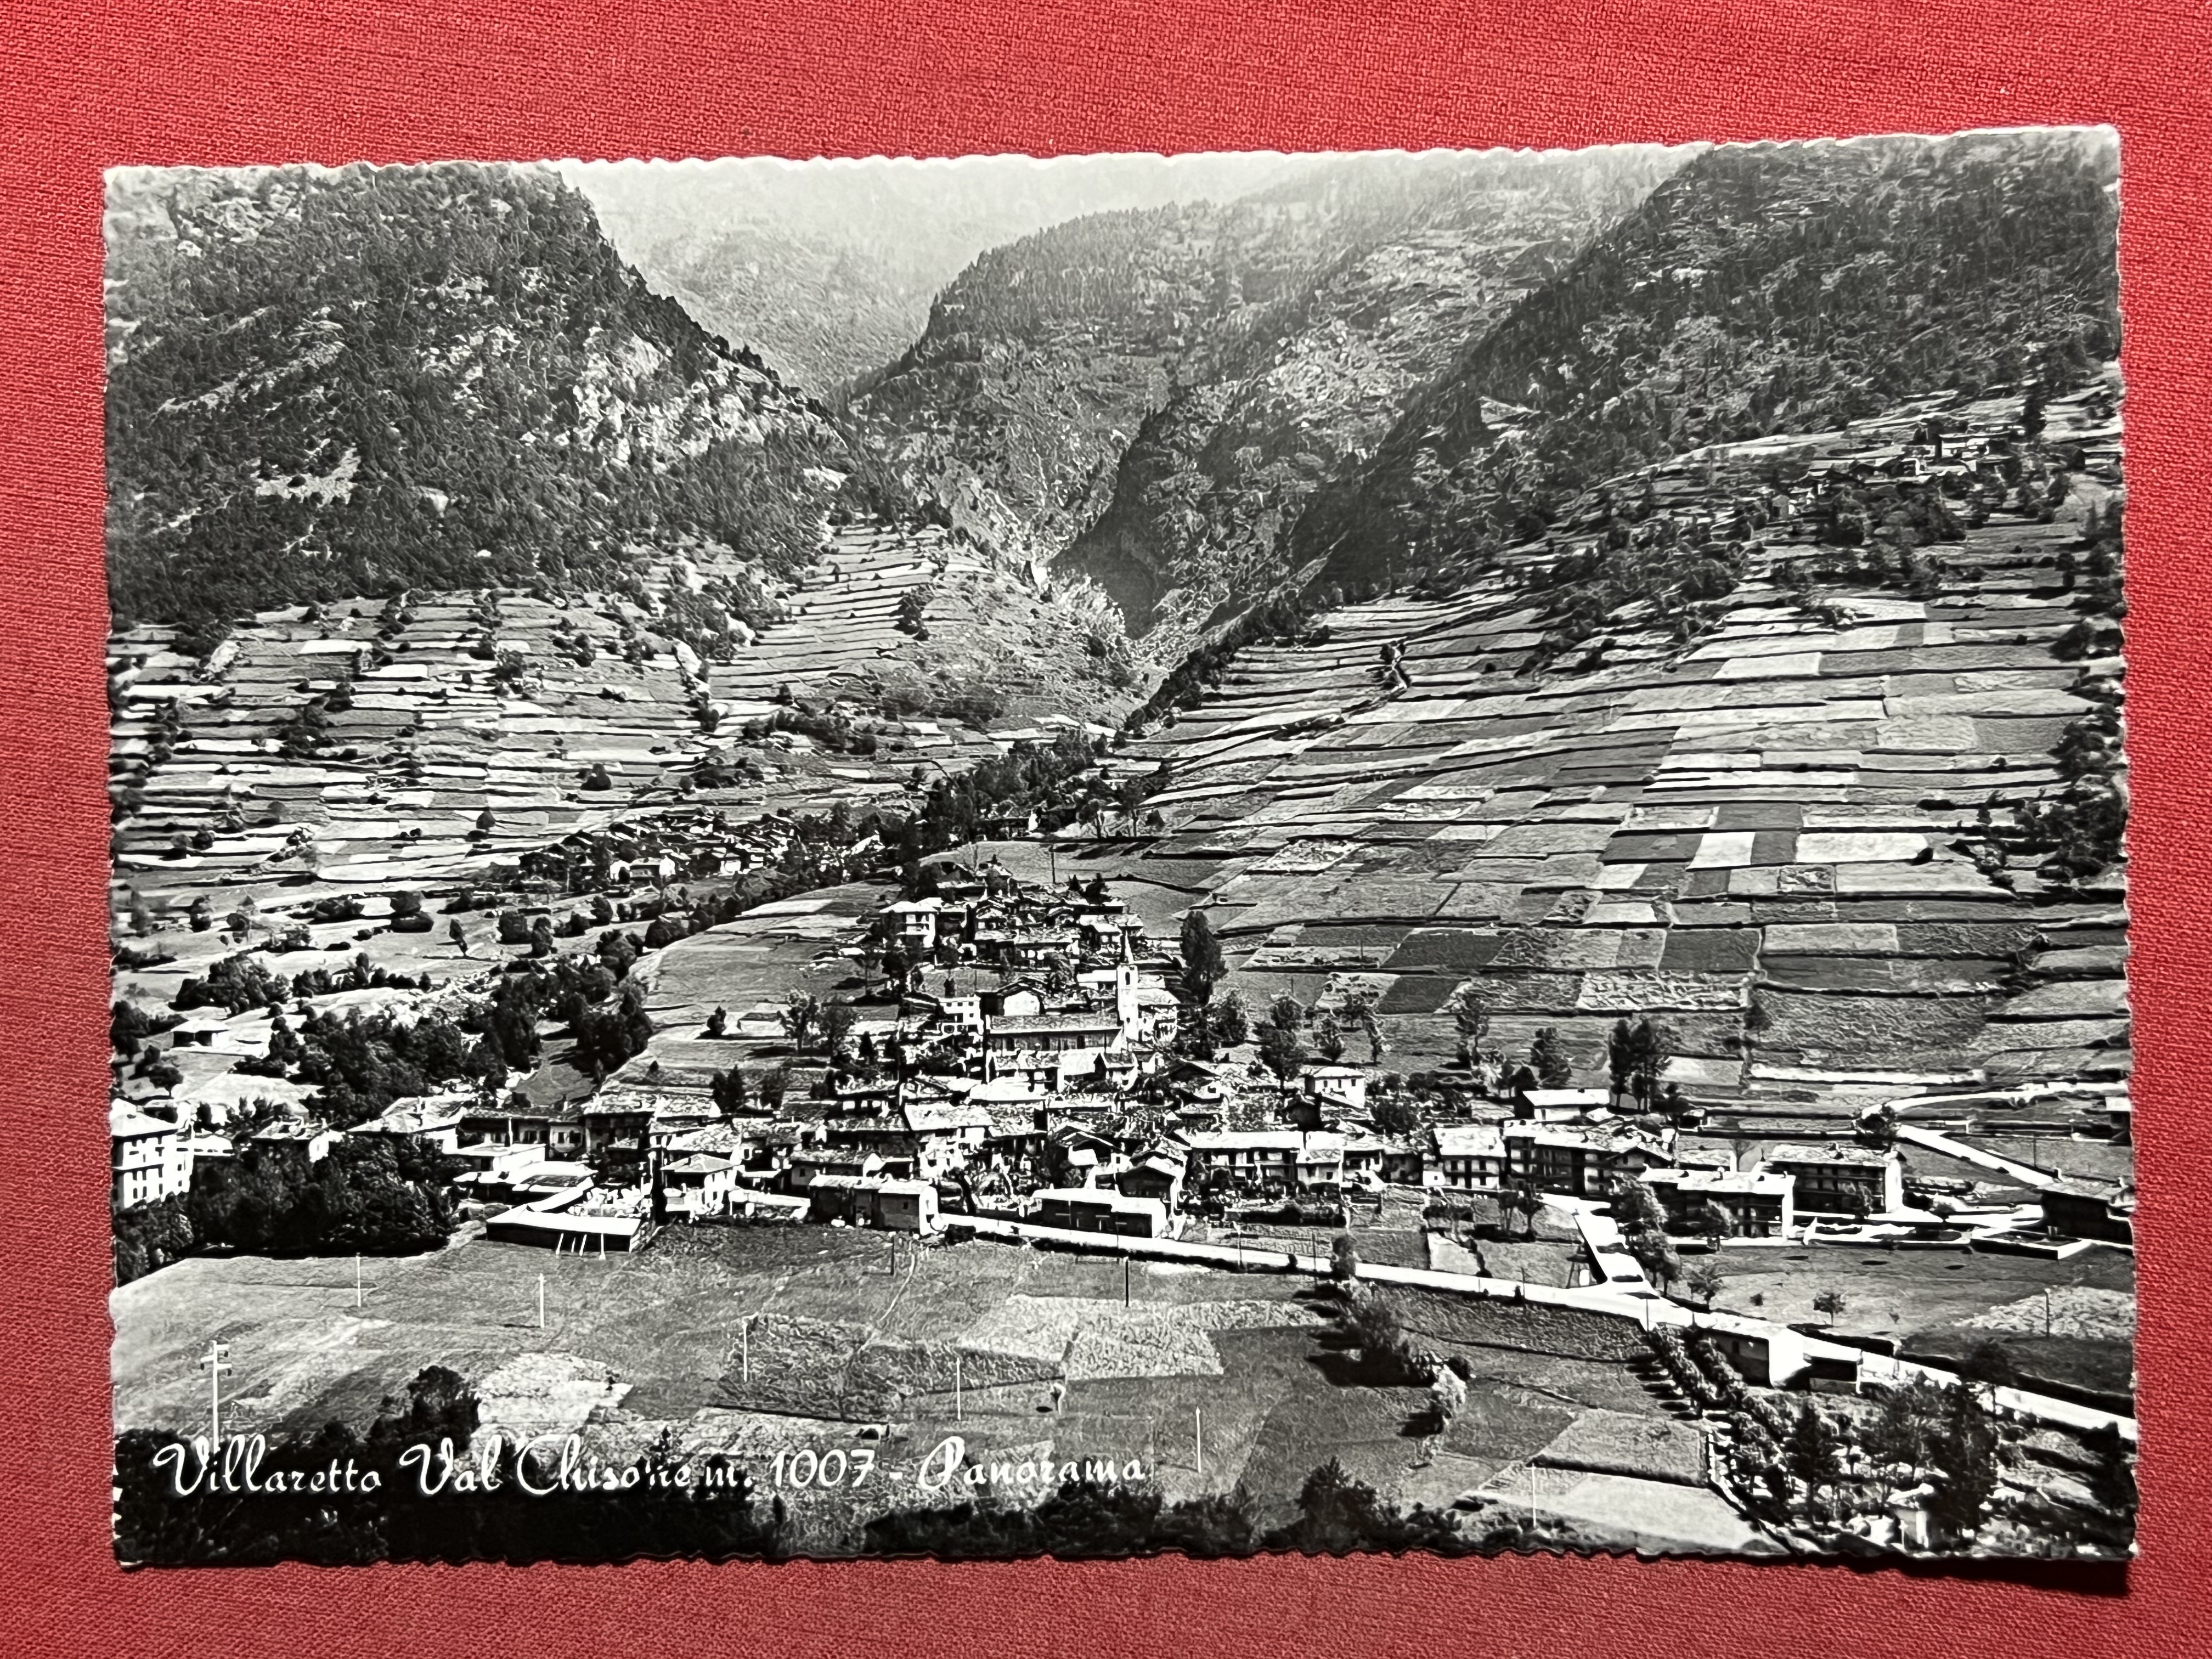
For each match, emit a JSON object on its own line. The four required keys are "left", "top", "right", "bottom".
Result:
{"left": 199, "top": 1339, "right": 232, "bottom": 1447}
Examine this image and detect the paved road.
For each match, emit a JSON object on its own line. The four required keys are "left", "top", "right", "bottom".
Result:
{"left": 1895, "top": 1124, "right": 2062, "bottom": 1189}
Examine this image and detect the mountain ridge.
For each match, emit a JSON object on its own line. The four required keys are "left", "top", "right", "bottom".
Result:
{"left": 104, "top": 162, "right": 906, "bottom": 650}
{"left": 1286, "top": 129, "right": 2122, "bottom": 599}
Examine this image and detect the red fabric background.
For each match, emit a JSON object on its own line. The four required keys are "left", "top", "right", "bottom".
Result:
{"left": 6, "top": 3, "right": 2208, "bottom": 1652}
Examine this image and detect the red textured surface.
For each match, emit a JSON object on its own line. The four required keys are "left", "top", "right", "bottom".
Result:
{"left": 6, "top": 3, "right": 2208, "bottom": 1652}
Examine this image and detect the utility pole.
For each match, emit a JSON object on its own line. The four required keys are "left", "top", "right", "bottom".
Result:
{"left": 1194, "top": 1406, "right": 1203, "bottom": 1476}
{"left": 537, "top": 1273, "right": 546, "bottom": 1330}
{"left": 199, "top": 1339, "right": 231, "bottom": 1447}
{"left": 954, "top": 1351, "right": 963, "bottom": 1421}
{"left": 1124, "top": 1251, "right": 1131, "bottom": 1307}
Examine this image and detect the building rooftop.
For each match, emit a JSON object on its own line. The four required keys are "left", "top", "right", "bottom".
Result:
{"left": 2044, "top": 1177, "right": 2137, "bottom": 1207}
{"left": 989, "top": 1013, "right": 1121, "bottom": 1037}
{"left": 110, "top": 1103, "right": 177, "bottom": 1139}
{"left": 664, "top": 1154, "right": 732, "bottom": 1177}
{"left": 1432, "top": 1125, "right": 1507, "bottom": 1156}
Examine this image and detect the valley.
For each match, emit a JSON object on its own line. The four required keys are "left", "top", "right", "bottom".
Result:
{"left": 104, "top": 134, "right": 2136, "bottom": 1568}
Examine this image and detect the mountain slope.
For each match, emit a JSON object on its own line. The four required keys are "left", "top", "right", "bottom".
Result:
{"left": 854, "top": 151, "right": 1681, "bottom": 582}
{"left": 1058, "top": 149, "right": 1685, "bottom": 654}
{"left": 105, "top": 163, "right": 904, "bottom": 646}
{"left": 1288, "top": 129, "right": 2121, "bottom": 596}
{"left": 569, "top": 154, "right": 1322, "bottom": 395}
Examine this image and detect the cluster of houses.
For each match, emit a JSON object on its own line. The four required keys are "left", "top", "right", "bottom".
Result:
{"left": 114, "top": 1023, "right": 2135, "bottom": 1261}
{"left": 506, "top": 805, "right": 803, "bottom": 896}
{"left": 111, "top": 859, "right": 2135, "bottom": 1262}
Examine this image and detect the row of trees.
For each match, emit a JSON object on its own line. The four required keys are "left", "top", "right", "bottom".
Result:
{"left": 112, "top": 1136, "right": 458, "bottom": 1285}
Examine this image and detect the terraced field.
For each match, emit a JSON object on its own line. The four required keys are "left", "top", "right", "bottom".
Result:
{"left": 1120, "top": 383, "right": 2129, "bottom": 1126}
{"left": 109, "top": 519, "right": 1130, "bottom": 924}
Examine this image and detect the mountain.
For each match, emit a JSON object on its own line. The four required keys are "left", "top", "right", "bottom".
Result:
{"left": 852, "top": 148, "right": 1685, "bottom": 639}
{"left": 568, "top": 153, "right": 1319, "bottom": 396}
{"left": 1057, "top": 149, "right": 1688, "bottom": 653}
{"left": 1287, "top": 129, "right": 2122, "bottom": 596}
{"left": 104, "top": 162, "right": 905, "bottom": 648}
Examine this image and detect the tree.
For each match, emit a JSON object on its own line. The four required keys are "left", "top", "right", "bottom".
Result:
{"left": 1863, "top": 1380, "right": 1938, "bottom": 1474}
{"left": 757, "top": 1064, "right": 789, "bottom": 1113}
{"left": 1209, "top": 991, "right": 1249, "bottom": 1049}
{"left": 1697, "top": 1199, "right": 1735, "bottom": 1252}
{"left": 703, "top": 1006, "right": 727, "bottom": 1039}
{"left": 1328, "top": 1233, "right": 1359, "bottom": 1281}
{"left": 1266, "top": 994, "right": 1305, "bottom": 1034}
{"left": 1527, "top": 1026, "right": 1571, "bottom": 1088}
{"left": 1926, "top": 1384, "right": 2000, "bottom": 1540}
{"left": 1784, "top": 1402, "right": 1844, "bottom": 1497}
{"left": 1606, "top": 1015, "right": 1674, "bottom": 1107}
{"left": 819, "top": 1001, "right": 857, "bottom": 1062}
{"left": 880, "top": 941, "right": 911, "bottom": 990}
{"left": 1256, "top": 1022, "right": 1308, "bottom": 1099}
{"left": 447, "top": 918, "right": 469, "bottom": 956}
{"left": 1339, "top": 989, "right": 1385, "bottom": 1065}
{"left": 1446, "top": 979, "right": 1488, "bottom": 1066}
{"left": 187, "top": 895, "right": 213, "bottom": 932}
{"left": 1611, "top": 1177, "right": 1667, "bottom": 1237}
{"left": 1312, "top": 1011, "right": 1346, "bottom": 1064}
{"left": 1370, "top": 1094, "right": 1424, "bottom": 1140}
{"left": 1178, "top": 909, "right": 1225, "bottom": 1005}
{"left": 1342, "top": 1292, "right": 1412, "bottom": 1377}
{"left": 709, "top": 1067, "right": 748, "bottom": 1116}
{"left": 1810, "top": 1287, "right": 1848, "bottom": 1327}
{"left": 1685, "top": 1259, "right": 1726, "bottom": 1304}
{"left": 780, "top": 990, "right": 821, "bottom": 1052}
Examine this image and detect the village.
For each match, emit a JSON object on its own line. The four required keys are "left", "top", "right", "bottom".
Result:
{"left": 100, "top": 125, "right": 2153, "bottom": 1564}
{"left": 105, "top": 369, "right": 2143, "bottom": 1561}
{"left": 109, "top": 839, "right": 2134, "bottom": 1271}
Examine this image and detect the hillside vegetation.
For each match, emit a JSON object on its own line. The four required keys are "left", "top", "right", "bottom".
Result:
{"left": 105, "top": 163, "right": 905, "bottom": 648}
{"left": 856, "top": 151, "right": 1681, "bottom": 589}
{"left": 1288, "top": 129, "right": 2120, "bottom": 597}
{"left": 1061, "top": 149, "right": 1685, "bottom": 655}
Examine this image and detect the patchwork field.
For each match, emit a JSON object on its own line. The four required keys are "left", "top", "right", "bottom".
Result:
{"left": 1094, "top": 383, "right": 2128, "bottom": 1162}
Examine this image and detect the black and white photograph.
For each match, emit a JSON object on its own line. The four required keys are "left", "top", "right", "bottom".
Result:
{"left": 103, "top": 130, "right": 2137, "bottom": 1568}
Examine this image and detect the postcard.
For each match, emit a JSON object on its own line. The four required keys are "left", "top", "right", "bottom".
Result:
{"left": 105, "top": 130, "right": 2136, "bottom": 1567}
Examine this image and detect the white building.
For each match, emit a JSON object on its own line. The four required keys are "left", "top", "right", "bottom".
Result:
{"left": 111, "top": 1103, "right": 192, "bottom": 1208}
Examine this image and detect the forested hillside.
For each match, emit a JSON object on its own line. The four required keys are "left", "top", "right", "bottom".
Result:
{"left": 1288, "top": 129, "right": 2121, "bottom": 595}
{"left": 105, "top": 163, "right": 904, "bottom": 647}
{"left": 855, "top": 151, "right": 1673, "bottom": 577}
{"left": 1059, "top": 148, "right": 1684, "bottom": 652}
